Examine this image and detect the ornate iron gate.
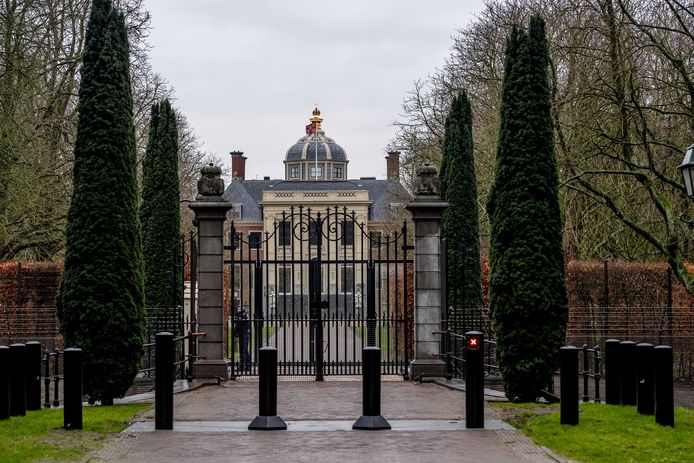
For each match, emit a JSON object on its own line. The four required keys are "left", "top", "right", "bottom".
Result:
{"left": 226, "top": 206, "right": 412, "bottom": 379}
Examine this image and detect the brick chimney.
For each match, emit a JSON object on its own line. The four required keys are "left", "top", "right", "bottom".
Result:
{"left": 386, "top": 151, "right": 400, "bottom": 181}
{"left": 230, "top": 151, "right": 246, "bottom": 181}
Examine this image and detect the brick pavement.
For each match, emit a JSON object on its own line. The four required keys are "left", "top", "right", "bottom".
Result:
{"left": 88, "top": 379, "right": 566, "bottom": 463}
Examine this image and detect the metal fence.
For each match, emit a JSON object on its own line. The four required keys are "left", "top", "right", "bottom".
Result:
{"left": 566, "top": 306, "right": 693, "bottom": 380}
{"left": 0, "top": 305, "right": 61, "bottom": 349}
{"left": 439, "top": 331, "right": 498, "bottom": 380}
{"left": 139, "top": 322, "right": 200, "bottom": 381}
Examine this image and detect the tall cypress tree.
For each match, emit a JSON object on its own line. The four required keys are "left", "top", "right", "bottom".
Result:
{"left": 56, "top": 0, "right": 145, "bottom": 404}
{"left": 487, "top": 16, "right": 567, "bottom": 401}
{"left": 141, "top": 99, "right": 181, "bottom": 328}
{"left": 442, "top": 91, "right": 483, "bottom": 333}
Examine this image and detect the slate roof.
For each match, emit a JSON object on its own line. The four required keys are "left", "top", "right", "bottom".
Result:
{"left": 222, "top": 179, "right": 410, "bottom": 222}
{"left": 285, "top": 134, "right": 347, "bottom": 161}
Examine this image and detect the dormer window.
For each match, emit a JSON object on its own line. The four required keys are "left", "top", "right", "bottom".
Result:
{"left": 310, "top": 165, "right": 324, "bottom": 179}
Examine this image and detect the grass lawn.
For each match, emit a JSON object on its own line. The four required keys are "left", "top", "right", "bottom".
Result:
{"left": 351, "top": 325, "right": 404, "bottom": 357}
{"left": 492, "top": 402, "right": 693, "bottom": 463}
{"left": 0, "top": 403, "right": 150, "bottom": 463}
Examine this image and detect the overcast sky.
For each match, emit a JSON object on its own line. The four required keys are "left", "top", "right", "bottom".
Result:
{"left": 145, "top": 0, "right": 487, "bottom": 181}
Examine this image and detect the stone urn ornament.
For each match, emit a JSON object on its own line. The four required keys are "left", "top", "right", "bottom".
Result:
{"left": 197, "top": 163, "right": 225, "bottom": 200}
{"left": 413, "top": 161, "right": 440, "bottom": 197}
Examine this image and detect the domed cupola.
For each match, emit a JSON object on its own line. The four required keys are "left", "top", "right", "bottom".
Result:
{"left": 284, "top": 108, "right": 349, "bottom": 181}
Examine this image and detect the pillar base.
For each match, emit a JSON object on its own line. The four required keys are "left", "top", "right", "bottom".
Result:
{"left": 248, "top": 415, "right": 287, "bottom": 430}
{"left": 409, "top": 359, "right": 446, "bottom": 380}
{"left": 352, "top": 415, "right": 391, "bottom": 430}
{"left": 193, "top": 360, "right": 228, "bottom": 379}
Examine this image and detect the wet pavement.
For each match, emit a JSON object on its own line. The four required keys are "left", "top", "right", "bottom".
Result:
{"left": 88, "top": 379, "right": 566, "bottom": 463}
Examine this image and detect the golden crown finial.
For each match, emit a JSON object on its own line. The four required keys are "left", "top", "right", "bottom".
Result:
{"left": 309, "top": 107, "right": 323, "bottom": 130}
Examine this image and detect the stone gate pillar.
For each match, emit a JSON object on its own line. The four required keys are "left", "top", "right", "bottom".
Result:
{"left": 189, "top": 164, "right": 232, "bottom": 379}
{"left": 405, "top": 163, "right": 448, "bottom": 379}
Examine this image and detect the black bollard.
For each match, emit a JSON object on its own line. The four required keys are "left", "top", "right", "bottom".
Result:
{"left": 249, "top": 347, "right": 286, "bottom": 430}
{"left": 619, "top": 341, "right": 637, "bottom": 406}
{"left": 63, "top": 348, "right": 83, "bottom": 430}
{"left": 9, "top": 343, "right": 26, "bottom": 416}
{"left": 0, "top": 346, "right": 9, "bottom": 420}
{"left": 465, "top": 331, "right": 484, "bottom": 429}
{"left": 155, "top": 332, "right": 174, "bottom": 430}
{"left": 353, "top": 347, "right": 391, "bottom": 430}
{"left": 560, "top": 346, "right": 579, "bottom": 425}
{"left": 654, "top": 345, "right": 674, "bottom": 427}
{"left": 25, "top": 341, "right": 42, "bottom": 411}
{"left": 636, "top": 343, "right": 654, "bottom": 415}
{"left": 604, "top": 339, "right": 621, "bottom": 405}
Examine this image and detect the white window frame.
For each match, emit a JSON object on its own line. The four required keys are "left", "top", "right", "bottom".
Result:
{"left": 309, "top": 165, "right": 324, "bottom": 179}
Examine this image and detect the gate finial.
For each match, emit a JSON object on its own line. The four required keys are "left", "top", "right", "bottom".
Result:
{"left": 197, "top": 163, "right": 224, "bottom": 200}
{"left": 413, "top": 162, "right": 440, "bottom": 197}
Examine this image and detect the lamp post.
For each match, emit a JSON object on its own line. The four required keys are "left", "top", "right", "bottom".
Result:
{"left": 678, "top": 144, "right": 694, "bottom": 227}
{"left": 679, "top": 145, "right": 694, "bottom": 198}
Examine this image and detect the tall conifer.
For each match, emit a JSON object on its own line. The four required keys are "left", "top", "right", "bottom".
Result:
{"left": 442, "top": 91, "right": 483, "bottom": 333}
{"left": 141, "top": 100, "right": 181, "bottom": 326}
{"left": 56, "top": 0, "right": 145, "bottom": 404}
{"left": 487, "top": 16, "right": 567, "bottom": 401}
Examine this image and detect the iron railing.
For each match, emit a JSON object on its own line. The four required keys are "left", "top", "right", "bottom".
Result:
{"left": 139, "top": 328, "right": 202, "bottom": 381}
{"left": 436, "top": 331, "right": 498, "bottom": 380}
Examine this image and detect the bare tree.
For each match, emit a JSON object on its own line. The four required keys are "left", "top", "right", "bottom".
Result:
{"left": 390, "top": 0, "right": 694, "bottom": 293}
{"left": 0, "top": 0, "right": 212, "bottom": 261}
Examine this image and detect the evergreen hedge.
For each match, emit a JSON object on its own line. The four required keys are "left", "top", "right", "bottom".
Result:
{"left": 441, "top": 91, "right": 483, "bottom": 332}
{"left": 56, "top": 0, "right": 145, "bottom": 403}
{"left": 487, "top": 16, "right": 568, "bottom": 401}
{"left": 141, "top": 100, "right": 181, "bottom": 323}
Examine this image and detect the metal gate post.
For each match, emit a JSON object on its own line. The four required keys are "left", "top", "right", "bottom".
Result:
{"left": 254, "top": 260, "right": 264, "bottom": 362}
{"left": 367, "top": 261, "right": 376, "bottom": 347}
{"left": 309, "top": 258, "right": 324, "bottom": 381}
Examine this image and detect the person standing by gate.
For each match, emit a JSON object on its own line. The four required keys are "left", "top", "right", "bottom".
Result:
{"left": 235, "top": 306, "right": 251, "bottom": 371}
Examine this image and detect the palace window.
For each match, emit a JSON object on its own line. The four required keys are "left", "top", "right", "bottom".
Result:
{"left": 278, "top": 220, "right": 292, "bottom": 246}
{"left": 289, "top": 165, "right": 299, "bottom": 179}
{"left": 249, "top": 232, "right": 262, "bottom": 249}
{"left": 309, "top": 165, "right": 324, "bottom": 179}
{"left": 278, "top": 266, "right": 292, "bottom": 294}
{"left": 342, "top": 221, "right": 354, "bottom": 247}
{"left": 340, "top": 265, "right": 354, "bottom": 293}
{"left": 333, "top": 166, "right": 343, "bottom": 179}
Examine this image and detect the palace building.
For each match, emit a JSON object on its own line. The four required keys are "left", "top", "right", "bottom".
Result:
{"left": 222, "top": 108, "right": 410, "bottom": 315}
